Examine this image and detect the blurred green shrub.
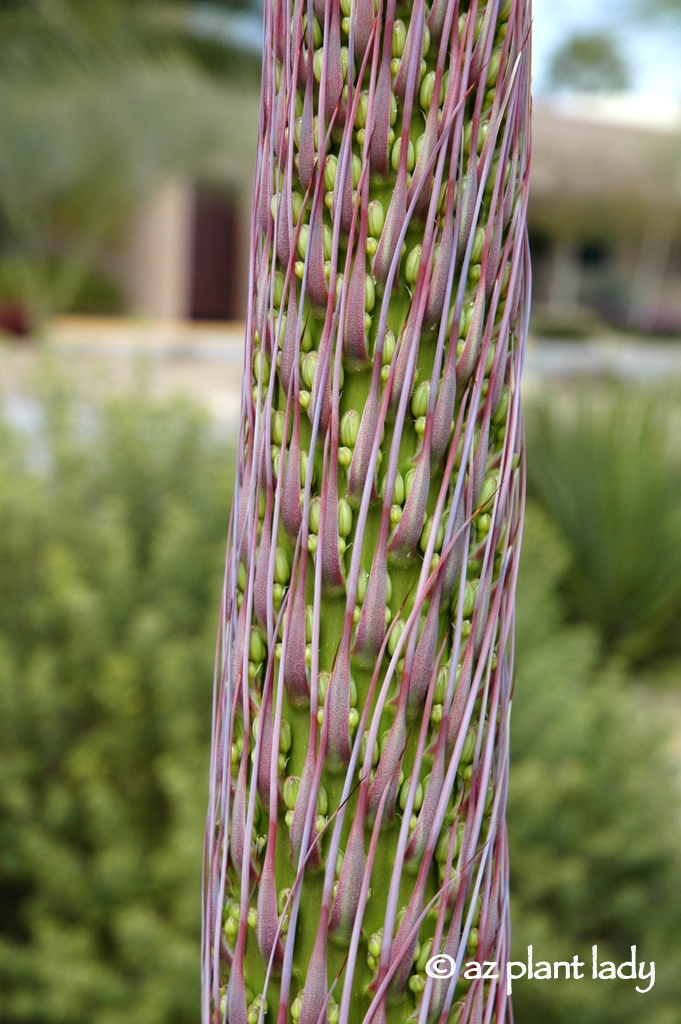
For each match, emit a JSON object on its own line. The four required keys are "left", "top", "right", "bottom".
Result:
{"left": 0, "top": 388, "right": 679, "bottom": 1024}
{"left": 510, "top": 504, "right": 681, "bottom": 1023}
{"left": 526, "top": 386, "right": 681, "bottom": 662}
{"left": 0, "top": 390, "right": 232, "bottom": 1024}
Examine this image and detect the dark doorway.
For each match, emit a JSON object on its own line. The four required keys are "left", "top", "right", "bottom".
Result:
{"left": 190, "top": 187, "right": 241, "bottom": 320}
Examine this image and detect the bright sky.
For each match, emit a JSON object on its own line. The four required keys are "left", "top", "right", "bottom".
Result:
{"left": 532, "top": 0, "right": 681, "bottom": 96}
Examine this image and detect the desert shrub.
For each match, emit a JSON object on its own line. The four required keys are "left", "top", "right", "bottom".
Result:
{"left": 0, "top": 391, "right": 232, "bottom": 1024}
{"left": 509, "top": 503, "right": 681, "bottom": 1023}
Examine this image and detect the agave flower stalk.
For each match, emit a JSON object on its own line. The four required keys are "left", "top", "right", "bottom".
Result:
{"left": 203, "top": 0, "right": 531, "bottom": 1021}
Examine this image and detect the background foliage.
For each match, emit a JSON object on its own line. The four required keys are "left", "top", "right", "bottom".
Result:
{"left": 0, "top": 381, "right": 679, "bottom": 1023}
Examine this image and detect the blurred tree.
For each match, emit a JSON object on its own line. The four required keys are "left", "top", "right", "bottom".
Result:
{"left": 548, "top": 32, "right": 630, "bottom": 92}
{"left": 0, "top": 0, "right": 260, "bottom": 329}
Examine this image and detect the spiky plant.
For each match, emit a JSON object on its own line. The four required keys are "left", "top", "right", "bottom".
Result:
{"left": 203, "top": 0, "right": 531, "bottom": 1021}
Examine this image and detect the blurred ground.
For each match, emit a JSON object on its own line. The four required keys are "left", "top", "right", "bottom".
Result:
{"left": 4, "top": 318, "right": 681, "bottom": 431}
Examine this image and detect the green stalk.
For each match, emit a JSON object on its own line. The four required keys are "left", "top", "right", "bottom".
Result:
{"left": 203, "top": 0, "right": 531, "bottom": 1021}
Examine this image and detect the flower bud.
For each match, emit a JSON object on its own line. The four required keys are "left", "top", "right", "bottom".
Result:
{"left": 273, "top": 546, "right": 291, "bottom": 585}
{"left": 352, "top": 153, "right": 362, "bottom": 189}
{"left": 237, "top": 561, "right": 247, "bottom": 591}
{"left": 392, "top": 19, "right": 406, "bottom": 57}
{"left": 356, "top": 566, "right": 369, "bottom": 604}
{"left": 273, "top": 271, "right": 284, "bottom": 308}
{"left": 478, "top": 472, "right": 498, "bottom": 514}
{"left": 388, "top": 618, "right": 405, "bottom": 656}
{"left": 324, "top": 154, "right": 338, "bottom": 192}
{"left": 411, "top": 380, "right": 430, "bottom": 418}
{"left": 486, "top": 47, "right": 502, "bottom": 87}
{"left": 367, "top": 199, "right": 385, "bottom": 238}
{"left": 323, "top": 224, "right": 333, "bottom": 261}
{"left": 420, "top": 514, "right": 444, "bottom": 553}
{"left": 313, "top": 47, "right": 324, "bottom": 83}
{"left": 338, "top": 446, "right": 352, "bottom": 467}
{"left": 296, "top": 222, "right": 309, "bottom": 260}
{"left": 253, "top": 349, "right": 271, "bottom": 386}
{"left": 340, "top": 409, "right": 360, "bottom": 447}
{"left": 409, "top": 975, "right": 426, "bottom": 995}
{"left": 364, "top": 273, "right": 376, "bottom": 313}
{"left": 318, "top": 670, "right": 329, "bottom": 703}
{"left": 338, "top": 498, "right": 353, "bottom": 537}
{"left": 271, "top": 409, "right": 285, "bottom": 446}
{"left": 471, "top": 225, "right": 486, "bottom": 264}
{"left": 391, "top": 136, "right": 415, "bottom": 173}
{"left": 404, "top": 244, "right": 422, "bottom": 285}
{"left": 404, "top": 466, "right": 417, "bottom": 500}
{"left": 249, "top": 627, "right": 266, "bottom": 663}
{"left": 309, "top": 495, "right": 321, "bottom": 534}
{"left": 355, "top": 90, "right": 369, "bottom": 128}
{"left": 301, "top": 350, "right": 317, "bottom": 389}
{"left": 419, "top": 69, "right": 436, "bottom": 110}
{"left": 283, "top": 776, "right": 300, "bottom": 810}
{"left": 279, "top": 718, "right": 292, "bottom": 753}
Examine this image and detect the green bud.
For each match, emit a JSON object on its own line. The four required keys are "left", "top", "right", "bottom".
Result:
{"left": 355, "top": 90, "right": 369, "bottom": 128}
{"left": 461, "top": 727, "right": 476, "bottom": 765}
{"left": 338, "top": 446, "right": 352, "bottom": 467}
{"left": 279, "top": 718, "right": 292, "bottom": 754}
{"left": 237, "top": 561, "right": 247, "bottom": 591}
{"left": 356, "top": 566, "right": 369, "bottom": 604}
{"left": 318, "top": 671, "right": 329, "bottom": 703}
{"left": 249, "top": 627, "right": 266, "bottom": 664}
{"left": 392, "top": 19, "right": 407, "bottom": 57}
{"left": 411, "top": 379, "right": 430, "bottom": 419}
{"left": 419, "top": 69, "right": 436, "bottom": 110}
{"left": 324, "top": 154, "right": 338, "bottom": 192}
{"left": 323, "top": 224, "right": 333, "bottom": 261}
{"left": 309, "top": 495, "right": 321, "bottom": 534}
{"left": 271, "top": 409, "right": 285, "bottom": 446}
{"left": 340, "top": 409, "right": 360, "bottom": 447}
{"left": 486, "top": 47, "right": 502, "bottom": 87}
{"left": 477, "top": 512, "right": 491, "bottom": 539}
{"left": 420, "top": 514, "right": 444, "bottom": 554}
{"left": 388, "top": 618, "right": 405, "bottom": 656}
{"left": 283, "top": 775, "right": 300, "bottom": 810}
{"left": 305, "top": 604, "right": 314, "bottom": 644}
{"left": 273, "top": 271, "right": 284, "bottom": 308}
{"left": 301, "top": 350, "right": 317, "bottom": 389}
{"left": 253, "top": 349, "right": 271, "bottom": 386}
{"left": 478, "top": 472, "right": 498, "bottom": 514}
{"left": 297, "top": 222, "right": 310, "bottom": 260}
{"left": 338, "top": 498, "right": 353, "bottom": 537}
{"left": 391, "top": 136, "right": 415, "bottom": 174}
{"left": 471, "top": 225, "right": 486, "bottom": 264}
{"left": 313, "top": 47, "right": 324, "bottom": 84}
{"left": 409, "top": 974, "right": 426, "bottom": 996}
{"left": 404, "top": 244, "right": 422, "bottom": 286}
{"left": 368, "top": 929, "right": 383, "bottom": 959}
{"left": 492, "top": 386, "right": 509, "bottom": 425}
{"left": 247, "top": 906, "right": 258, "bottom": 929}
{"left": 291, "top": 191, "right": 303, "bottom": 225}
{"left": 352, "top": 153, "right": 362, "bottom": 189}
{"left": 316, "top": 785, "right": 328, "bottom": 816}
{"left": 274, "top": 547, "right": 291, "bottom": 584}
{"left": 393, "top": 470, "right": 405, "bottom": 506}
{"left": 390, "top": 91, "right": 398, "bottom": 125}
{"left": 361, "top": 275, "right": 374, "bottom": 315}
{"left": 380, "top": 327, "right": 396, "bottom": 366}
{"left": 367, "top": 199, "right": 385, "bottom": 238}
{"left": 349, "top": 707, "right": 360, "bottom": 732}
